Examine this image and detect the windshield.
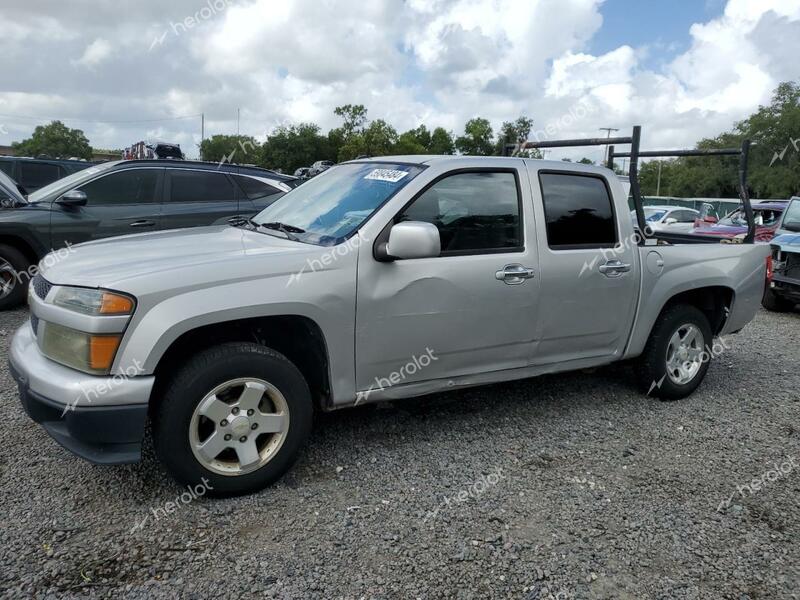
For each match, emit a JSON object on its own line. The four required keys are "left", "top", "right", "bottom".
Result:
{"left": 782, "top": 199, "right": 800, "bottom": 229}
{"left": 252, "top": 162, "right": 424, "bottom": 245}
{"left": 27, "top": 161, "right": 119, "bottom": 202}
{"left": 719, "top": 207, "right": 782, "bottom": 227}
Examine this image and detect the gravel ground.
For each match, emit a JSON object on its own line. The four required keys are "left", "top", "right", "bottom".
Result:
{"left": 0, "top": 305, "right": 798, "bottom": 599}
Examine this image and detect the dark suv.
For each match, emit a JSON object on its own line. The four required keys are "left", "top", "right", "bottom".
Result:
{"left": 0, "top": 160, "right": 297, "bottom": 309}
{"left": 0, "top": 156, "right": 93, "bottom": 193}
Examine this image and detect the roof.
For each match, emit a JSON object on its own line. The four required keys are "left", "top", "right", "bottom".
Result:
{"left": 111, "top": 159, "right": 298, "bottom": 182}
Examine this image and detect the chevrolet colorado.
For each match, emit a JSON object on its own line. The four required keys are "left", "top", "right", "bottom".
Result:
{"left": 11, "top": 129, "right": 770, "bottom": 496}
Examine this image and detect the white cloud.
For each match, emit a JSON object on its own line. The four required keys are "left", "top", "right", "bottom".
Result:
{"left": 73, "top": 38, "right": 114, "bottom": 68}
{"left": 0, "top": 0, "right": 798, "bottom": 157}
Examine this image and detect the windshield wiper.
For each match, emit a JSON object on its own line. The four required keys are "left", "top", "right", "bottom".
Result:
{"left": 260, "top": 221, "right": 305, "bottom": 241}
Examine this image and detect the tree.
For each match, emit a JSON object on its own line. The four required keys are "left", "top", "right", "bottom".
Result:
{"left": 199, "top": 134, "right": 260, "bottom": 164}
{"left": 394, "top": 125, "right": 431, "bottom": 155}
{"left": 495, "top": 116, "right": 534, "bottom": 155}
{"left": 456, "top": 117, "right": 494, "bottom": 155}
{"left": 578, "top": 157, "right": 594, "bottom": 165}
{"left": 261, "top": 123, "right": 330, "bottom": 173}
{"left": 429, "top": 127, "right": 455, "bottom": 154}
{"left": 333, "top": 104, "right": 368, "bottom": 138}
{"left": 12, "top": 121, "right": 92, "bottom": 159}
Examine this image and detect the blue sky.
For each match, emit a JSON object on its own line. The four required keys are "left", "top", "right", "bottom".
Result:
{"left": 590, "top": 0, "right": 728, "bottom": 69}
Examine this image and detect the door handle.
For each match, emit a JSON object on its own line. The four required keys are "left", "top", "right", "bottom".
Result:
{"left": 129, "top": 220, "right": 155, "bottom": 228}
{"left": 495, "top": 264, "right": 535, "bottom": 285}
{"left": 598, "top": 259, "right": 631, "bottom": 277}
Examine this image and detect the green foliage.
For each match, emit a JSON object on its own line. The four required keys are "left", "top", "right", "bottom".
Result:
{"left": 199, "top": 134, "right": 260, "bottom": 164}
{"left": 578, "top": 157, "right": 594, "bottom": 165}
{"left": 429, "top": 127, "right": 456, "bottom": 154}
{"left": 456, "top": 117, "right": 494, "bottom": 155}
{"left": 395, "top": 125, "right": 432, "bottom": 155}
{"left": 12, "top": 121, "right": 93, "bottom": 159}
{"left": 261, "top": 123, "right": 331, "bottom": 173}
{"left": 333, "top": 104, "right": 368, "bottom": 138}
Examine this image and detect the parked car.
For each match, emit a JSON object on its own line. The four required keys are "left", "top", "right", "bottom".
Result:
{"left": 763, "top": 197, "right": 800, "bottom": 311}
{"left": 293, "top": 167, "right": 310, "bottom": 178}
{"left": 309, "top": 160, "right": 334, "bottom": 176}
{"left": 0, "top": 156, "right": 92, "bottom": 194}
{"left": 691, "top": 201, "right": 787, "bottom": 242}
{"left": 0, "top": 159, "right": 294, "bottom": 309}
{"left": 10, "top": 156, "right": 770, "bottom": 496}
{"left": 631, "top": 205, "right": 700, "bottom": 233}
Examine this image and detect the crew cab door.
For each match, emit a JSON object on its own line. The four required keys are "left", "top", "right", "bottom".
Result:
{"left": 355, "top": 165, "right": 540, "bottom": 392}
{"left": 49, "top": 167, "right": 164, "bottom": 247}
{"left": 529, "top": 168, "right": 638, "bottom": 365}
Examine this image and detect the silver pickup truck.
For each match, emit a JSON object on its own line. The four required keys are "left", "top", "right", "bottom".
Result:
{"left": 10, "top": 135, "right": 770, "bottom": 495}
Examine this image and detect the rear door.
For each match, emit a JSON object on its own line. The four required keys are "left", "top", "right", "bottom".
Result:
{"left": 161, "top": 169, "right": 240, "bottom": 231}
{"left": 529, "top": 168, "right": 638, "bottom": 365}
{"left": 50, "top": 167, "right": 164, "bottom": 247}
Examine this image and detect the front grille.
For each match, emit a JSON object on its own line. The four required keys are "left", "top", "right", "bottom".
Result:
{"left": 31, "top": 274, "right": 52, "bottom": 300}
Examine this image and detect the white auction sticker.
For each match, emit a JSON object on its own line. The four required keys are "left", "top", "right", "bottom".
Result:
{"left": 364, "top": 168, "right": 409, "bottom": 183}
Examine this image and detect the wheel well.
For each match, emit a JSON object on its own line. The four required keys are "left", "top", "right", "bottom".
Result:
{"left": 151, "top": 315, "right": 332, "bottom": 412}
{"left": 661, "top": 286, "right": 734, "bottom": 335}
{"left": 0, "top": 235, "right": 39, "bottom": 266}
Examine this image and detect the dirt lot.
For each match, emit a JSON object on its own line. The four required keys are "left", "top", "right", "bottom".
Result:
{"left": 1, "top": 305, "right": 798, "bottom": 599}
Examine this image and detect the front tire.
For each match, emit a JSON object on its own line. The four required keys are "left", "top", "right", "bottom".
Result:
{"left": 153, "top": 342, "right": 313, "bottom": 496}
{"left": 762, "top": 287, "right": 795, "bottom": 312}
{"left": 636, "top": 304, "right": 713, "bottom": 400}
{"left": 0, "top": 244, "right": 31, "bottom": 310}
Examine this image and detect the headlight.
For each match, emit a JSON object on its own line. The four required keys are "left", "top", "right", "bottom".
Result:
{"left": 40, "top": 322, "right": 122, "bottom": 374}
{"left": 52, "top": 287, "right": 134, "bottom": 315}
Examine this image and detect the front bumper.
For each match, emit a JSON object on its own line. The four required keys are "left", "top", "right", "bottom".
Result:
{"left": 9, "top": 321, "right": 155, "bottom": 464}
{"left": 770, "top": 274, "right": 800, "bottom": 301}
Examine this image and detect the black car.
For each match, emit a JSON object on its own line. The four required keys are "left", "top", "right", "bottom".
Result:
{"left": 0, "top": 160, "right": 297, "bottom": 309}
{"left": 0, "top": 156, "right": 93, "bottom": 193}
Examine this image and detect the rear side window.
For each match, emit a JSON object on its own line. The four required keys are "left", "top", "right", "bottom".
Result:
{"left": 232, "top": 175, "right": 282, "bottom": 200}
{"left": 398, "top": 171, "right": 522, "bottom": 254}
{"left": 169, "top": 170, "right": 235, "bottom": 203}
{"left": 20, "top": 162, "right": 61, "bottom": 189}
{"left": 539, "top": 173, "right": 616, "bottom": 248}
{"left": 78, "top": 169, "right": 160, "bottom": 205}
{"left": 0, "top": 161, "right": 13, "bottom": 177}
{"left": 673, "top": 210, "right": 697, "bottom": 223}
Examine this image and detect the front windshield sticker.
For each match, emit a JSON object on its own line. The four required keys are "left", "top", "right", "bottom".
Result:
{"left": 364, "top": 168, "right": 409, "bottom": 183}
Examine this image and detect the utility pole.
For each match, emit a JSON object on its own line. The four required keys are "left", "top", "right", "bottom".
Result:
{"left": 200, "top": 113, "right": 204, "bottom": 160}
{"left": 236, "top": 108, "right": 240, "bottom": 137}
{"left": 656, "top": 161, "right": 663, "bottom": 196}
{"left": 599, "top": 127, "right": 619, "bottom": 165}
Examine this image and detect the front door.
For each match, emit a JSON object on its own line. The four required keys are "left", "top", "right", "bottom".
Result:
{"left": 50, "top": 167, "right": 164, "bottom": 247}
{"left": 530, "top": 169, "right": 639, "bottom": 365}
{"left": 355, "top": 167, "right": 540, "bottom": 393}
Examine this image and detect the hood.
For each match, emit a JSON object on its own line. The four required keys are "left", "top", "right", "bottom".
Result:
{"left": 39, "top": 225, "right": 319, "bottom": 290}
{"left": 771, "top": 233, "right": 800, "bottom": 251}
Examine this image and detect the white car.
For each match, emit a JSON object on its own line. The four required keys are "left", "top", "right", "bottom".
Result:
{"left": 632, "top": 205, "right": 700, "bottom": 233}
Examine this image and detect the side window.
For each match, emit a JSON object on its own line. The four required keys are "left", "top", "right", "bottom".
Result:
{"left": 398, "top": 171, "right": 522, "bottom": 254}
{"left": 20, "top": 162, "right": 61, "bottom": 189}
{"left": 169, "top": 171, "right": 235, "bottom": 203}
{"left": 78, "top": 169, "right": 160, "bottom": 205}
{"left": 0, "top": 162, "right": 13, "bottom": 177}
{"left": 539, "top": 173, "right": 616, "bottom": 248}
{"left": 674, "top": 210, "right": 696, "bottom": 223}
{"left": 232, "top": 175, "right": 282, "bottom": 200}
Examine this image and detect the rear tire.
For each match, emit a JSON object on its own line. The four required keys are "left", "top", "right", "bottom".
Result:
{"left": 0, "top": 244, "right": 31, "bottom": 311}
{"left": 636, "top": 304, "right": 713, "bottom": 400}
{"left": 762, "top": 287, "right": 794, "bottom": 312}
{"left": 153, "top": 342, "right": 313, "bottom": 496}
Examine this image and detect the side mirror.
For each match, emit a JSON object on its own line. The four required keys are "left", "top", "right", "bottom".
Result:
{"left": 56, "top": 189, "right": 87, "bottom": 206}
{"left": 664, "top": 217, "right": 677, "bottom": 225}
{"left": 380, "top": 221, "right": 441, "bottom": 260}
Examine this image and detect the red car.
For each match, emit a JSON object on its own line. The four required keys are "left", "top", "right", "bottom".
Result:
{"left": 692, "top": 201, "right": 788, "bottom": 242}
